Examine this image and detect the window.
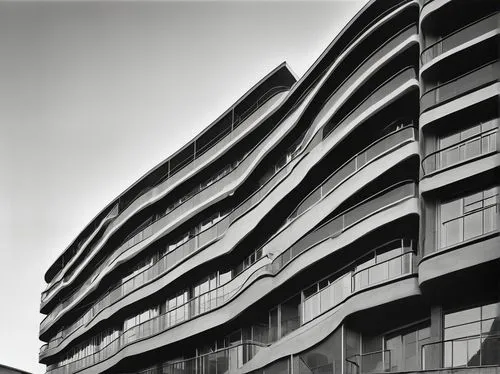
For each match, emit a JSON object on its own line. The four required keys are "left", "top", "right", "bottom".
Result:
{"left": 437, "top": 119, "right": 497, "bottom": 170}
{"left": 439, "top": 187, "right": 498, "bottom": 248}
{"left": 385, "top": 324, "right": 431, "bottom": 372}
{"left": 443, "top": 302, "right": 500, "bottom": 367}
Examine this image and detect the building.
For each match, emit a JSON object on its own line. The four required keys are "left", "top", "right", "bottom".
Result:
{"left": 38, "top": 0, "right": 499, "bottom": 373}
{"left": 0, "top": 364, "right": 32, "bottom": 374}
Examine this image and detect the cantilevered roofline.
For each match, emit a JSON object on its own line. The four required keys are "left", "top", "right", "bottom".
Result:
{"left": 44, "top": 62, "right": 296, "bottom": 283}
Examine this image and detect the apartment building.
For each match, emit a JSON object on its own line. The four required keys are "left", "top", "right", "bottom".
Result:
{"left": 39, "top": 0, "right": 499, "bottom": 373}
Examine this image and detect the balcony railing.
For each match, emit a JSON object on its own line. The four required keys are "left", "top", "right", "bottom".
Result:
{"left": 41, "top": 4, "right": 420, "bottom": 355}
{"left": 41, "top": 3, "right": 418, "bottom": 329}
{"left": 422, "top": 333, "right": 500, "bottom": 369}
{"left": 136, "top": 342, "right": 266, "bottom": 374}
{"left": 39, "top": 112, "right": 308, "bottom": 335}
{"left": 46, "top": 258, "right": 269, "bottom": 374}
{"left": 308, "top": 23, "right": 416, "bottom": 148}
{"left": 39, "top": 152, "right": 303, "bottom": 353}
{"left": 346, "top": 350, "right": 392, "bottom": 374}
{"left": 41, "top": 85, "right": 289, "bottom": 302}
{"left": 302, "top": 244, "right": 415, "bottom": 324}
{"left": 420, "top": 60, "right": 499, "bottom": 112}
{"left": 43, "top": 31, "right": 405, "bottom": 336}
{"left": 273, "top": 181, "right": 417, "bottom": 275}
{"left": 44, "top": 183, "right": 417, "bottom": 372}
{"left": 421, "top": 121, "right": 498, "bottom": 175}
{"left": 323, "top": 66, "right": 416, "bottom": 139}
{"left": 421, "top": 12, "right": 499, "bottom": 65}
{"left": 352, "top": 251, "right": 414, "bottom": 292}
{"left": 289, "top": 126, "right": 416, "bottom": 221}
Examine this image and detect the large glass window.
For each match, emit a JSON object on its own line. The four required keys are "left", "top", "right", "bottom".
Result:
{"left": 439, "top": 186, "right": 498, "bottom": 248}
{"left": 437, "top": 119, "right": 497, "bottom": 170}
{"left": 443, "top": 302, "right": 500, "bottom": 367}
{"left": 385, "top": 324, "right": 431, "bottom": 372}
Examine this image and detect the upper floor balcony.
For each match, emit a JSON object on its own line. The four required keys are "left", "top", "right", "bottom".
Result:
{"left": 420, "top": 60, "right": 499, "bottom": 113}
{"left": 42, "top": 64, "right": 296, "bottom": 289}
{"left": 421, "top": 118, "right": 498, "bottom": 176}
{"left": 421, "top": 12, "right": 499, "bottom": 67}
{"left": 39, "top": 120, "right": 417, "bottom": 359}
{"left": 43, "top": 181, "right": 418, "bottom": 374}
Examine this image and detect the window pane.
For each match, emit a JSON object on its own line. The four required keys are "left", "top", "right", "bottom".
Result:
{"left": 445, "top": 308, "right": 481, "bottom": 328}
{"left": 440, "top": 132, "right": 460, "bottom": 149}
{"left": 441, "top": 147, "right": 460, "bottom": 168}
{"left": 482, "top": 336, "right": 500, "bottom": 365}
{"left": 464, "top": 211, "right": 483, "bottom": 240}
{"left": 441, "top": 199, "right": 462, "bottom": 222}
{"left": 386, "top": 335, "right": 403, "bottom": 372}
{"left": 461, "top": 139, "right": 481, "bottom": 160}
{"left": 482, "top": 302, "right": 500, "bottom": 319}
{"left": 461, "top": 125, "right": 481, "bottom": 140}
{"left": 464, "top": 192, "right": 483, "bottom": 212}
{"left": 441, "top": 219, "right": 462, "bottom": 247}
{"left": 445, "top": 322, "right": 481, "bottom": 340}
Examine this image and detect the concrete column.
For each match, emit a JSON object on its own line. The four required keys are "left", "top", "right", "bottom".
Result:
{"left": 426, "top": 305, "right": 444, "bottom": 369}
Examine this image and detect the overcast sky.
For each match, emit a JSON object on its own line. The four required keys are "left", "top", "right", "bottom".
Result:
{"left": 0, "top": 1, "right": 367, "bottom": 372}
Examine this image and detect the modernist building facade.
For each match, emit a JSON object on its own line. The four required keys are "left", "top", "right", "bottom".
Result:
{"left": 39, "top": 0, "right": 499, "bottom": 373}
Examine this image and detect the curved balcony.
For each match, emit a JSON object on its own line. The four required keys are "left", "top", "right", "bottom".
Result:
{"left": 324, "top": 66, "right": 417, "bottom": 139}
{"left": 39, "top": 147, "right": 306, "bottom": 338}
{"left": 44, "top": 182, "right": 417, "bottom": 374}
{"left": 271, "top": 181, "right": 416, "bottom": 273}
{"left": 38, "top": 150, "right": 301, "bottom": 358}
{"left": 302, "top": 240, "right": 415, "bottom": 324}
{"left": 136, "top": 342, "right": 267, "bottom": 374}
{"left": 420, "top": 60, "right": 499, "bottom": 113}
{"left": 40, "top": 125, "right": 417, "bottom": 360}
{"left": 41, "top": 0, "right": 418, "bottom": 309}
{"left": 42, "top": 85, "right": 289, "bottom": 303}
{"left": 421, "top": 12, "right": 499, "bottom": 66}
{"left": 300, "top": 23, "right": 417, "bottom": 152}
{"left": 41, "top": 204, "right": 120, "bottom": 303}
{"left": 136, "top": 240, "right": 415, "bottom": 374}
{"left": 290, "top": 126, "right": 416, "bottom": 221}
{"left": 40, "top": 66, "right": 330, "bottom": 337}
{"left": 41, "top": 33, "right": 419, "bottom": 338}
{"left": 421, "top": 120, "right": 498, "bottom": 175}
{"left": 43, "top": 0, "right": 417, "bottom": 297}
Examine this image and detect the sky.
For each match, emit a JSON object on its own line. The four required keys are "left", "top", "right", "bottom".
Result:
{"left": 0, "top": 1, "right": 367, "bottom": 372}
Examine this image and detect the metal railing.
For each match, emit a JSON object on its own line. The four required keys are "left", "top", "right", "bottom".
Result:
{"left": 136, "top": 342, "right": 266, "bottom": 374}
{"left": 302, "top": 246, "right": 415, "bottom": 324}
{"left": 307, "top": 23, "right": 416, "bottom": 150}
{"left": 420, "top": 60, "right": 500, "bottom": 112}
{"left": 346, "top": 350, "right": 392, "bottom": 374}
{"left": 39, "top": 112, "right": 307, "bottom": 334}
{"left": 42, "top": 37, "right": 352, "bottom": 335}
{"left": 421, "top": 123, "right": 498, "bottom": 175}
{"left": 323, "top": 66, "right": 416, "bottom": 139}
{"left": 42, "top": 4, "right": 420, "bottom": 351}
{"left": 43, "top": 0, "right": 414, "bottom": 303}
{"left": 421, "top": 12, "right": 499, "bottom": 65}
{"left": 352, "top": 252, "right": 414, "bottom": 292}
{"left": 44, "top": 183, "right": 417, "bottom": 372}
{"left": 422, "top": 333, "right": 500, "bottom": 369}
{"left": 273, "top": 181, "right": 417, "bottom": 275}
{"left": 46, "top": 260, "right": 270, "bottom": 374}
{"left": 289, "top": 126, "right": 416, "bottom": 221}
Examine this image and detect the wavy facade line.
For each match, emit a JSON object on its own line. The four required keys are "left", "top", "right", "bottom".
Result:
{"left": 39, "top": 0, "right": 500, "bottom": 373}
